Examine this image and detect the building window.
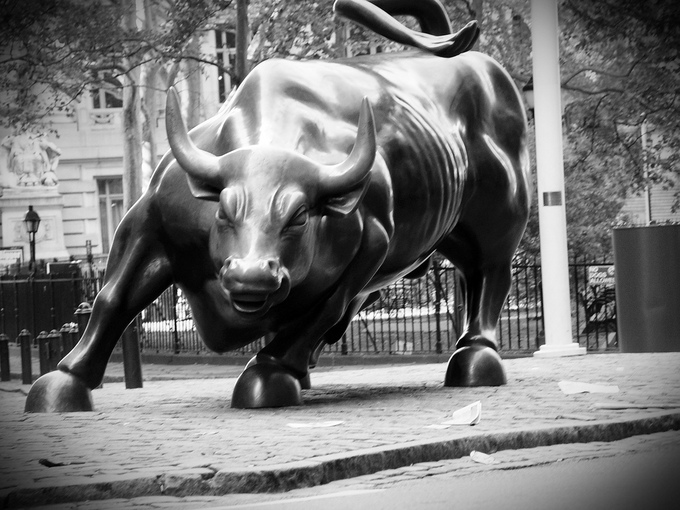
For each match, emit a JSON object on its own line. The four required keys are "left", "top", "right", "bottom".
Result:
{"left": 215, "top": 29, "right": 236, "bottom": 103}
{"left": 90, "top": 74, "right": 123, "bottom": 109}
{"left": 97, "top": 177, "right": 124, "bottom": 253}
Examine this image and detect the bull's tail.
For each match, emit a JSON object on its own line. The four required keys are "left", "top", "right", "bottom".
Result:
{"left": 333, "top": 0, "right": 479, "bottom": 58}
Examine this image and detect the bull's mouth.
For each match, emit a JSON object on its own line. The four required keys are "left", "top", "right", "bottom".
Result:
{"left": 230, "top": 293, "right": 270, "bottom": 315}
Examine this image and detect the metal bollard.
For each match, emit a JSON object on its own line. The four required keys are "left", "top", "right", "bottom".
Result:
{"left": 74, "top": 303, "right": 92, "bottom": 341}
{"left": 69, "top": 323, "right": 79, "bottom": 352}
{"left": 47, "top": 329, "right": 62, "bottom": 372}
{"left": 122, "top": 320, "right": 143, "bottom": 389}
{"left": 60, "top": 324, "right": 73, "bottom": 356}
{"left": 37, "top": 331, "right": 50, "bottom": 376}
{"left": 0, "top": 334, "right": 10, "bottom": 382}
{"left": 18, "top": 330, "right": 32, "bottom": 385}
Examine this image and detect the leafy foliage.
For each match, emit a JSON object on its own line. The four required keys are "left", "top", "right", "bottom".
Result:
{"left": 559, "top": 0, "right": 680, "bottom": 256}
{"left": 0, "top": 0, "right": 232, "bottom": 132}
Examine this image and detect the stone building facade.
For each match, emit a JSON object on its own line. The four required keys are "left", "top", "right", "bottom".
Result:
{"left": 0, "top": 27, "right": 236, "bottom": 269}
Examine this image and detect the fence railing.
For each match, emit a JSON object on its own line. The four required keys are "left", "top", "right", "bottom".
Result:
{"left": 0, "top": 272, "right": 103, "bottom": 342}
{"left": 0, "top": 257, "right": 617, "bottom": 360}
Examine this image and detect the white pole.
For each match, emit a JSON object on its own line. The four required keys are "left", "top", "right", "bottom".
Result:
{"left": 641, "top": 120, "right": 652, "bottom": 225}
{"left": 530, "top": 0, "right": 585, "bottom": 357}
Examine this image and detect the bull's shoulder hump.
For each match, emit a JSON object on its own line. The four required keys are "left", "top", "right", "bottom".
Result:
{"left": 452, "top": 52, "right": 520, "bottom": 92}
{"left": 248, "top": 58, "right": 380, "bottom": 97}
{"left": 239, "top": 58, "right": 385, "bottom": 122}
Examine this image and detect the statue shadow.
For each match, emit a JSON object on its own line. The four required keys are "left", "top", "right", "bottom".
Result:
{"left": 299, "top": 382, "right": 445, "bottom": 407}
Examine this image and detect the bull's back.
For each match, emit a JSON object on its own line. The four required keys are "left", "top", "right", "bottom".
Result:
{"left": 334, "top": 52, "right": 527, "bottom": 271}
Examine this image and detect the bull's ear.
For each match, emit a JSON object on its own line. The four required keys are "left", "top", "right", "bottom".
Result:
{"left": 322, "top": 176, "right": 370, "bottom": 217}
{"left": 187, "top": 176, "right": 221, "bottom": 202}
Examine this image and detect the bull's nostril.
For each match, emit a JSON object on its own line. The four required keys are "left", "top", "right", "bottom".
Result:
{"left": 267, "top": 259, "right": 281, "bottom": 276}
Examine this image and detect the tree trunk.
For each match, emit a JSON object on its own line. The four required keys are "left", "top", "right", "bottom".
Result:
{"left": 121, "top": 0, "right": 143, "bottom": 211}
{"left": 122, "top": 64, "right": 143, "bottom": 212}
{"left": 185, "top": 35, "right": 202, "bottom": 130}
{"left": 335, "top": 20, "right": 348, "bottom": 58}
{"left": 141, "top": 0, "right": 158, "bottom": 185}
{"left": 235, "top": 0, "right": 250, "bottom": 84}
{"left": 141, "top": 62, "right": 158, "bottom": 186}
{"left": 471, "top": 0, "right": 483, "bottom": 51}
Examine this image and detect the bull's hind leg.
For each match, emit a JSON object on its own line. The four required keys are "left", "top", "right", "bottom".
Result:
{"left": 437, "top": 240, "right": 513, "bottom": 387}
{"left": 25, "top": 203, "right": 172, "bottom": 412}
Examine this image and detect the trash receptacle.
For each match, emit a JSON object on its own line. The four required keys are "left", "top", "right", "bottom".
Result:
{"left": 612, "top": 224, "right": 680, "bottom": 352}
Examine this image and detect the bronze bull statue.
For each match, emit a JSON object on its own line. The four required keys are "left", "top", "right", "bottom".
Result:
{"left": 26, "top": 0, "right": 530, "bottom": 411}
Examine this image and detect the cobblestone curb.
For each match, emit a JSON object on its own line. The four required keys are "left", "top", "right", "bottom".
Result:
{"left": 4, "top": 410, "right": 679, "bottom": 508}
{"left": 210, "top": 410, "right": 680, "bottom": 493}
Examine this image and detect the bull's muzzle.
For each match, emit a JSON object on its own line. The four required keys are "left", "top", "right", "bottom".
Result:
{"left": 220, "top": 257, "right": 289, "bottom": 315}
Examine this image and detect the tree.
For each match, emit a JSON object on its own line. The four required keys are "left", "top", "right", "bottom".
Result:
{"left": 0, "top": 0, "right": 233, "bottom": 209}
{"left": 446, "top": 0, "right": 679, "bottom": 259}
{"left": 560, "top": 0, "right": 680, "bottom": 236}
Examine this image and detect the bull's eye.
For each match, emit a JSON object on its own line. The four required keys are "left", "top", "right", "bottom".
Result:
{"left": 284, "top": 206, "right": 308, "bottom": 231}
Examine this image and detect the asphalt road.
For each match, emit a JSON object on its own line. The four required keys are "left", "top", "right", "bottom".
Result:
{"left": 211, "top": 431, "right": 680, "bottom": 510}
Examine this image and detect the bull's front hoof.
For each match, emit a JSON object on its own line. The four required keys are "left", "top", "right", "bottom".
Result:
{"left": 24, "top": 370, "right": 94, "bottom": 413}
{"left": 444, "top": 345, "right": 507, "bottom": 387}
{"left": 231, "top": 363, "right": 302, "bottom": 409}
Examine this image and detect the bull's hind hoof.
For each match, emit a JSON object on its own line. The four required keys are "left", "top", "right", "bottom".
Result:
{"left": 25, "top": 370, "right": 94, "bottom": 413}
{"left": 444, "top": 345, "right": 507, "bottom": 387}
{"left": 231, "top": 363, "right": 302, "bottom": 408}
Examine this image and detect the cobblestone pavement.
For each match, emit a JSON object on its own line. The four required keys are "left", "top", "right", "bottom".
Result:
{"left": 1, "top": 353, "right": 679, "bottom": 508}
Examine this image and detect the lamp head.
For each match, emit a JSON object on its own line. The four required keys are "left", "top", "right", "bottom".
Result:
{"left": 24, "top": 205, "right": 41, "bottom": 235}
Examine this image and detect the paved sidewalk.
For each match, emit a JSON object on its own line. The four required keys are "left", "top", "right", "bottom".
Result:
{"left": 1, "top": 353, "right": 679, "bottom": 508}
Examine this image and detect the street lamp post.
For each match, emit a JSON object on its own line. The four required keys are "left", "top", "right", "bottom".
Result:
{"left": 24, "top": 205, "right": 41, "bottom": 272}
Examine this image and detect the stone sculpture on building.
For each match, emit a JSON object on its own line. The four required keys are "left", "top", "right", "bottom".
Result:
{"left": 0, "top": 132, "right": 61, "bottom": 190}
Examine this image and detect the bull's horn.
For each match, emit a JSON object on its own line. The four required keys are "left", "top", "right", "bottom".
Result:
{"left": 319, "top": 97, "right": 376, "bottom": 194}
{"left": 165, "top": 87, "right": 220, "bottom": 183}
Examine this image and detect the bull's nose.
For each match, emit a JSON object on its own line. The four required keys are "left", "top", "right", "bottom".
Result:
{"left": 221, "top": 256, "right": 283, "bottom": 293}
{"left": 223, "top": 257, "right": 281, "bottom": 278}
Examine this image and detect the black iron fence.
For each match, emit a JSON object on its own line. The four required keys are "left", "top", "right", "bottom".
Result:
{"left": 0, "top": 257, "right": 617, "bottom": 360}
{"left": 0, "top": 271, "right": 103, "bottom": 342}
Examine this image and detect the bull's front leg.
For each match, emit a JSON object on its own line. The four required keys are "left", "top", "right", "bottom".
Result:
{"left": 25, "top": 206, "right": 173, "bottom": 412}
{"left": 231, "top": 218, "right": 390, "bottom": 408}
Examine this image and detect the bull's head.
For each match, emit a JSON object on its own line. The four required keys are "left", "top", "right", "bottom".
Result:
{"left": 165, "top": 87, "right": 376, "bottom": 318}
